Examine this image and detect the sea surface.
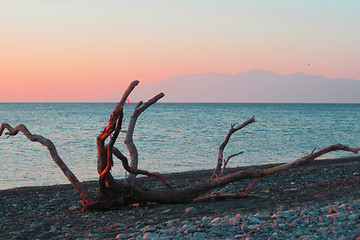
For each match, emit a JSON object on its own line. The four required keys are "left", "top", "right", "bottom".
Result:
{"left": 1, "top": 103, "right": 359, "bottom": 190}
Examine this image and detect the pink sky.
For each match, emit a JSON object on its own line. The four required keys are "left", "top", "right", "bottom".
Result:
{"left": 1, "top": 1, "right": 360, "bottom": 102}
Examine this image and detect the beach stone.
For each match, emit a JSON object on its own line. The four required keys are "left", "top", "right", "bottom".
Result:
{"left": 348, "top": 214, "right": 358, "bottom": 221}
{"left": 201, "top": 216, "right": 212, "bottom": 221}
{"left": 161, "top": 208, "right": 171, "bottom": 214}
{"left": 142, "top": 232, "right": 161, "bottom": 239}
{"left": 241, "top": 223, "right": 248, "bottom": 231}
{"left": 254, "top": 212, "right": 266, "bottom": 219}
{"left": 37, "top": 204, "right": 46, "bottom": 210}
{"left": 30, "top": 221, "right": 43, "bottom": 229}
{"left": 271, "top": 213, "right": 280, "bottom": 219}
{"left": 185, "top": 207, "right": 196, "bottom": 213}
{"left": 321, "top": 205, "right": 332, "bottom": 213}
{"left": 164, "top": 219, "right": 177, "bottom": 227}
{"left": 271, "top": 232, "right": 279, "bottom": 238}
{"left": 87, "top": 233, "right": 99, "bottom": 239}
{"left": 184, "top": 228, "right": 196, "bottom": 235}
{"left": 322, "top": 205, "right": 338, "bottom": 214}
{"left": 234, "top": 234, "right": 244, "bottom": 239}
{"left": 249, "top": 217, "right": 261, "bottom": 224}
{"left": 181, "top": 220, "right": 190, "bottom": 225}
{"left": 50, "top": 225, "right": 58, "bottom": 232}
{"left": 338, "top": 204, "right": 347, "bottom": 210}
{"left": 210, "top": 217, "right": 223, "bottom": 226}
{"left": 142, "top": 225, "right": 156, "bottom": 232}
{"left": 193, "top": 232, "right": 207, "bottom": 239}
{"left": 117, "top": 223, "right": 127, "bottom": 228}
{"left": 3, "top": 156, "right": 360, "bottom": 240}
{"left": 69, "top": 205, "right": 78, "bottom": 211}
{"left": 318, "top": 221, "right": 328, "bottom": 227}
{"left": 198, "top": 221, "right": 210, "bottom": 229}
{"left": 181, "top": 224, "right": 196, "bottom": 233}
{"left": 278, "top": 223, "right": 286, "bottom": 229}
{"left": 229, "top": 214, "right": 242, "bottom": 224}
{"left": 131, "top": 232, "right": 141, "bottom": 238}
{"left": 144, "top": 219, "right": 155, "bottom": 225}
{"left": 157, "top": 224, "right": 166, "bottom": 230}
{"left": 334, "top": 213, "right": 346, "bottom": 219}
{"left": 325, "top": 214, "right": 336, "bottom": 220}
{"left": 107, "top": 224, "right": 122, "bottom": 229}
{"left": 279, "top": 210, "right": 291, "bottom": 218}
{"left": 206, "top": 233, "right": 218, "bottom": 239}
{"left": 61, "top": 226, "right": 70, "bottom": 232}
{"left": 116, "top": 233, "right": 127, "bottom": 239}
{"left": 353, "top": 202, "right": 360, "bottom": 209}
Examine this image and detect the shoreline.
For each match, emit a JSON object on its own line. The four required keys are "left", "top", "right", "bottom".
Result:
{"left": 2, "top": 155, "right": 359, "bottom": 193}
{"left": 1, "top": 156, "right": 360, "bottom": 239}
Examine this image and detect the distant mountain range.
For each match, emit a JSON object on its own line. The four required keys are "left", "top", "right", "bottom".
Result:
{"left": 101, "top": 70, "right": 360, "bottom": 103}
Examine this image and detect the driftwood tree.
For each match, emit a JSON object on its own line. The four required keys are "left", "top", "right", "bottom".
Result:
{"left": 1, "top": 81, "right": 359, "bottom": 211}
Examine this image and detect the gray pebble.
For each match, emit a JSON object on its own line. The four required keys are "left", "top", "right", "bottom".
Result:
{"left": 185, "top": 207, "right": 196, "bottom": 213}
{"left": 249, "top": 217, "right": 261, "bottom": 224}
{"left": 116, "top": 233, "right": 127, "bottom": 239}
{"left": 348, "top": 214, "right": 358, "bottom": 221}
{"left": 193, "top": 232, "right": 207, "bottom": 239}
{"left": 142, "top": 232, "right": 161, "bottom": 239}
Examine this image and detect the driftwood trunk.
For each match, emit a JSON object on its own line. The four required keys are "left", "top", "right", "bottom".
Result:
{"left": 1, "top": 80, "right": 359, "bottom": 211}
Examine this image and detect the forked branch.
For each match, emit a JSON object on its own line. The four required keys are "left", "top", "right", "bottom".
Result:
{"left": 221, "top": 151, "right": 244, "bottom": 176}
{"left": 125, "top": 93, "right": 165, "bottom": 181}
{"left": 212, "top": 116, "right": 256, "bottom": 179}
{"left": 2, "top": 80, "right": 359, "bottom": 212}
{"left": 97, "top": 81, "right": 139, "bottom": 175}
{"left": 112, "top": 147, "right": 175, "bottom": 191}
{"left": 178, "top": 143, "right": 360, "bottom": 202}
{"left": 97, "top": 81, "right": 140, "bottom": 190}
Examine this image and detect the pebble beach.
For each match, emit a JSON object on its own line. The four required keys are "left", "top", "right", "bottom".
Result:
{"left": 1, "top": 156, "right": 360, "bottom": 239}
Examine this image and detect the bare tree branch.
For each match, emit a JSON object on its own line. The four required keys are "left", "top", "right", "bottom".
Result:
{"left": 112, "top": 146, "right": 175, "bottom": 191}
{"left": 193, "top": 177, "right": 262, "bottom": 202}
{"left": 2, "top": 80, "right": 359, "bottom": 212}
{"left": 212, "top": 116, "right": 256, "bottom": 179}
{"left": 0, "top": 123, "right": 94, "bottom": 205}
{"left": 124, "top": 93, "right": 165, "bottom": 182}
{"left": 97, "top": 81, "right": 139, "bottom": 190}
{"left": 120, "top": 144, "right": 359, "bottom": 205}
{"left": 221, "top": 151, "right": 244, "bottom": 175}
{"left": 206, "top": 144, "right": 359, "bottom": 195}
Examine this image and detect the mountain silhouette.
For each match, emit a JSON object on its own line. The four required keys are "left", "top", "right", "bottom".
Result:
{"left": 102, "top": 70, "right": 360, "bottom": 103}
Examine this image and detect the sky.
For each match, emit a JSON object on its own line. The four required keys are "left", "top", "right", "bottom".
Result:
{"left": 1, "top": 0, "right": 360, "bottom": 102}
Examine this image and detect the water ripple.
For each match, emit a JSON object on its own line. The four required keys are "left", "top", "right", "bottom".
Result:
{"left": 1, "top": 103, "right": 359, "bottom": 189}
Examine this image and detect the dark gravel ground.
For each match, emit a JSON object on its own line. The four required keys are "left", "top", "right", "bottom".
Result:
{"left": 1, "top": 156, "right": 360, "bottom": 239}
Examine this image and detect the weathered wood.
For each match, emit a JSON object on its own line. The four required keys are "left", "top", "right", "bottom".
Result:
{"left": 221, "top": 151, "right": 244, "bottom": 176}
{"left": 0, "top": 123, "right": 94, "bottom": 205}
{"left": 211, "top": 116, "right": 256, "bottom": 179}
{"left": 128, "top": 144, "right": 359, "bottom": 204}
{"left": 112, "top": 146, "right": 175, "bottom": 191}
{"left": 124, "top": 93, "right": 165, "bottom": 182}
{"left": 97, "top": 81, "right": 139, "bottom": 191}
{"left": 1, "top": 80, "right": 359, "bottom": 211}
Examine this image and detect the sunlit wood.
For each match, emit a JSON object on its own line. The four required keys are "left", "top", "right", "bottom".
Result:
{"left": 1, "top": 81, "right": 359, "bottom": 211}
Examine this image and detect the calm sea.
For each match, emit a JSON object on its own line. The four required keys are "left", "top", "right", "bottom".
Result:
{"left": 1, "top": 103, "right": 359, "bottom": 190}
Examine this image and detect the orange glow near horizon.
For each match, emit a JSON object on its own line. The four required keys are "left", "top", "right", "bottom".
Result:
{"left": 1, "top": 1, "right": 360, "bottom": 102}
